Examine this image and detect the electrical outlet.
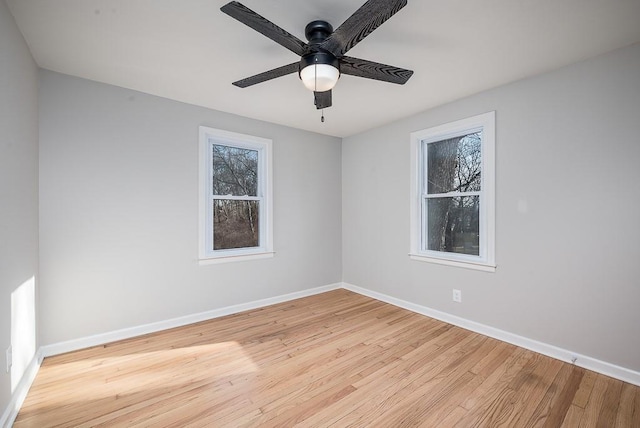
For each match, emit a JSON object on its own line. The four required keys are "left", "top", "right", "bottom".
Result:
{"left": 452, "top": 289, "right": 462, "bottom": 303}
{"left": 5, "top": 346, "right": 12, "bottom": 373}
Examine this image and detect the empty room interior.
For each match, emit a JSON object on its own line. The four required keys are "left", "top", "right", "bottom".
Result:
{"left": 1, "top": 0, "right": 640, "bottom": 426}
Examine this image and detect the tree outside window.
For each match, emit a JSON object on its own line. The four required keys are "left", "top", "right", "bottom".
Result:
{"left": 426, "top": 133, "right": 481, "bottom": 256}
{"left": 212, "top": 145, "right": 260, "bottom": 250}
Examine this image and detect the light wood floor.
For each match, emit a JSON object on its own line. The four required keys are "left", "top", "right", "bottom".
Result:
{"left": 14, "top": 289, "right": 639, "bottom": 427}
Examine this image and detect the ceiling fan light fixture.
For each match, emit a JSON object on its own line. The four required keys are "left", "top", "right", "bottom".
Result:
{"left": 300, "top": 63, "right": 339, "bottom": 92}
{"left": 299, "top": 52, "right": 340, "bottom": 92}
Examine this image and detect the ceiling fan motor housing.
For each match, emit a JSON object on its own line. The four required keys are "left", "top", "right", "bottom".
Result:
{"left": 304, "top": 20, "right": 333, "bottom": 45}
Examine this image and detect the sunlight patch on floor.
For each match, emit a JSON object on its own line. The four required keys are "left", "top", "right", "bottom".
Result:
{"left": 28, "top": 341, "right": 259, "bottom": 409}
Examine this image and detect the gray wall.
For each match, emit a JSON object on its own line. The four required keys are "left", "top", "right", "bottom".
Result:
{"left": 38, "top": 71, "right": 342, "bottom": 345}
{"left": 0, "top": 0, "right": 39, "bottom": 414}
{"left": 342, "top": 43, "right": 640, "bottom": 372}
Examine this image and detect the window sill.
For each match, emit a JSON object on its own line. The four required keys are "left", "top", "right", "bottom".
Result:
{"left": 199, "top": 251, "right": 275, "bottom": 265}
{"left": 409, "top": 253, "right": 496, "bottom": 273}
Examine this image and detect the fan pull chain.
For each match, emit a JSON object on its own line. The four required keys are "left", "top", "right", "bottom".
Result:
{"left": 315, "top": 63, "right": 325, "bottom": 123}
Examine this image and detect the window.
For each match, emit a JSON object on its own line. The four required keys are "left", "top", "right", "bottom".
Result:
{"left": 410, "top": 112, "right": 495, "bottom": 272}
{"left": 199, "top": 126, "right": 273, "bottom": 263}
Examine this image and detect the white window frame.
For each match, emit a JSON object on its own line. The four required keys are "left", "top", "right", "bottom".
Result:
{"left": 199, "top": 126, "right": 273, "bottom": 264}
{"left": 409, "top": 111, "right": 496, "bottom": 272}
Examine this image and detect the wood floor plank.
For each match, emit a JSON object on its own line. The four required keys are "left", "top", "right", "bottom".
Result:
{"left": 418, "top": 342, "right": 513, "bottom": 426}
{"left": 456, "top": 384, "right": 519, "bottom": 427}
{"left": 371, "top": 337, "right": 499, "bottom": 427}
{"left": 430, "top": 405, "right": 468, "bottom": 427}
{"left": 541, "top": 365, "right": 585, "bottom": 427}
{"left": 325, "top": 335, "right": 489, "bottom": 427}
{"left": 13, "top": 289, "right": 640, "bottom": 427}
{"left": 459, "top": 346, "right": 529, "bottom": 412}
{"left": 573, "top": 369, "right": 598, "bottom": 408}
{"left": 614, "top": 382, "right": 639, "bottom": 427}
{"left": 561, "top": 404, "right": 585, "bottom": 427}
{"left": 581, "top": 374, "right": 610, "bottom": 427}
{"left": 597, "top": 376, "right": 623, "bottom": 427}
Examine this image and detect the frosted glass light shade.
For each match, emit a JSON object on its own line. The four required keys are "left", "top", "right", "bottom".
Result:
{"left": 300, "top": 64, "right": 339, "bottom": 92}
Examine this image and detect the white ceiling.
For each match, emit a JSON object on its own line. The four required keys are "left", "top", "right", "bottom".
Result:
{"left": 7, "top": 0, "right": 640, "bottom": 137}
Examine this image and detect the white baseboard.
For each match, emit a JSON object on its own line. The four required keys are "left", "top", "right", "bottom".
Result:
{"left": 41, "top": 283, "right": 342, "bottom": 358}
{"left": 0, "top": 349, "right": 43, "bottom": 428}
{"left": 342, "top": 282, "right": 640, "bottom": 387}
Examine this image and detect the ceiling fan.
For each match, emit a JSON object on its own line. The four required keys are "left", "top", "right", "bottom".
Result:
{"left": 220, "top": 0, "right": 414, "bottom": 110}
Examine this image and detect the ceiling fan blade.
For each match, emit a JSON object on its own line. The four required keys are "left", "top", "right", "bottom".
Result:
{"left": 340, "top": 56, "right": 413, "bottom": 85}
{"left": 232, "top": 62, "right": 299, "bottom": 88}
{"left": 319, "top": 0, "right": 407, "bottom": 57}
{"left": 221, "top": 1, "right": 308, "bottom": 56}
{"left": 314, "top": 90, "right": 332, "bottom": 109}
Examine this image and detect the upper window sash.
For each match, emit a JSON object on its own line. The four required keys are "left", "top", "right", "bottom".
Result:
{"left": 210, "top": 141, "right": 263, "bottom": 197}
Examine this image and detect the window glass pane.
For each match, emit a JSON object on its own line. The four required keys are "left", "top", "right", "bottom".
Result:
{"left": 427, "top": 196, "right": 479, "bottom": 255}
{"left": 213, "top": 199, "right": 259, "bottom": 250}
{"left": 427, "top": 132, "right": 481, "bottom": 194}
{"left": 212, "top": 144, "right": 258, "bottom": 196}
